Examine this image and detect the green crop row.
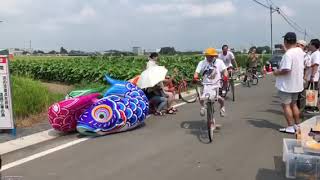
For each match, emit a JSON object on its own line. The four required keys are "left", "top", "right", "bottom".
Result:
{"left": 10, "top": 54, "right": 271, "bottom": 84}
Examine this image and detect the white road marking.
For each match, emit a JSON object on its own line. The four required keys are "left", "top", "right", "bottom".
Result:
{"left": 0, "top": 137, "right": 90, "bottom": 172}
{"left": 0, "top": 129, "right": 59, "bottom": 155}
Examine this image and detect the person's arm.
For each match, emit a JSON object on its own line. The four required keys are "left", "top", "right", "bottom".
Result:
{"left": 273, "top": 54, "right": 291, "bottom": 76}
{"left": 273, "top": 69, "right": 291, "bottom": 76}
{"left": 230, "top": 52, "right": 238, "bottom": 68}
{"left": 194, "top": 61, "right": 202, "bottom": 80}
{"left": 310, "top": 53, "right": 320, "bottom": 82}
{"left": 310, "top": 64, "right": 319, "bottom": 82}
{"left": 193, "top": 72, "right": 199, "bottom": 80}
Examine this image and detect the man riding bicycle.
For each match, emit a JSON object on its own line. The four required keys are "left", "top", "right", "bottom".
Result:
{"left": 218, "top": 45, "right": 238, "bottom": 93}
{"left": 194, "top": 48, "right": 228, "bottom": 118}
{"left": 244, "top": 47, "right": 259, "bottom": 82}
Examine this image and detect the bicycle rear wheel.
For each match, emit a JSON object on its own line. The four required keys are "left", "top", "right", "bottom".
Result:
{"left": 178, "top": 81, "right": 199, "bottom": 103}
{"left": 230, "top": 79, "right": 235, "bottom": 101}
{"left": 252, "top": 75, "right": 259, "bottom": 85}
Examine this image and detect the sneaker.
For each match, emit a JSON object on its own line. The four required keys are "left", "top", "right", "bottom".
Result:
{"left": 220, "top": 107, "right": 226, "bottom": 117}
{"left": 222, "top": 90, "right": 227, "bottom": 95}
{"left": 279, "top": 126, "right": 295, "bottom": 134}
{"left": 200, "top": 107, "right": 206, "bottom": 117}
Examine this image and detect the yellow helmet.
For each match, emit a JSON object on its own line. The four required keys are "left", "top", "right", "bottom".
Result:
{"left": 204, "top": 48, "right": 218, "bottom": 56}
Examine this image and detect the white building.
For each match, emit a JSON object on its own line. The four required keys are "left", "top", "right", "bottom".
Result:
{"left": 132, "top": 47, "right": 143, "bottom": 55}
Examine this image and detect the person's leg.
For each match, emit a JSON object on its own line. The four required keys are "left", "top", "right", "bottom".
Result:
{"left": 279, "top": 91, "right": 295, "bottom": 133}
{"left": 218, "top": 96, "right": 225, "bottom": 117}
{"left": 164, "top": 91, "right": 174, "bottom": 109}
{"left": 156, "top": 97, "right": 167, "bottom": 112}
{"left": 291, "top": 93, "right": 301, "bottom": 125}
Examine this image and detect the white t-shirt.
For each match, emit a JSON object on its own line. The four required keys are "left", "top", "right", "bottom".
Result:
{"left": 306, "top": 50, "right": 320, "bottom": 81}
{"left": 218, "top": 51, "right": 235, "bottom": 67}
{"left": 195, "top": 58, "right": 227, "bottom": 88}
{"left": 275, "top": 47, "right": 305, "bottom": 93}
{"left": 304, "top": 52, "right": 312, "bottom": 68}
{"left": 146, "top": 60, "right": 157, "bottom": 69}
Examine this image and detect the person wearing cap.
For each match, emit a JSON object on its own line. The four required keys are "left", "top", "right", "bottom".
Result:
{"left": 194, "top": 48, "right": 228, "bottom": 119}
{"left": 274, "top": 32, "right": 305, "bottom": 134}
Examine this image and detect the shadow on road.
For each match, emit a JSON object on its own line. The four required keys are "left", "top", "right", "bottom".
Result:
{"left": 263, "top": 109, "right": 283, "bottom": 116}
{"left": 256, "top": 156, "right": 287, "bottom": 180}
{"left": 180, "top": 121, "right": 211, "bottom": 144}
{"left": 246, "top": 118, "right": 283, "bottom": 131}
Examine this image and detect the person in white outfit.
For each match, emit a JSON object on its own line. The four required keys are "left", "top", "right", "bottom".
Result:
{"left": 274, "top": 32, "right": 305, "bottom": 134}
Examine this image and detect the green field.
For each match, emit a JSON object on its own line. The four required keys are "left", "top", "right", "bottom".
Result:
{"left": 11, "top": 54, "right": 271, "bottom": 84}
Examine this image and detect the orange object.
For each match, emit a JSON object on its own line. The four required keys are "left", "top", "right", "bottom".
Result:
{"left": 306, "top": 140, "right": 320, "bottom": 151}
{"left": 9, "top": 53, "right": 14, "bottom": 61}
{"left": 204, "top": 48, "right": 218, "bottom": 56}
{"left": 129, "top": 75, "right": 140, "bottom": 85}
{"left": 262, "top": 65, "right": 267, "bottom": 77}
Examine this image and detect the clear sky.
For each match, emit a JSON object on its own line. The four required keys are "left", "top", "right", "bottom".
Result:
{"left": 0, "top": 0, "right": 318, "bottom": 51}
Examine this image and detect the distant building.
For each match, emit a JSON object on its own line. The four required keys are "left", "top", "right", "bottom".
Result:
{"left": 132, "top": 47, "right": 143, "bottom": 55}
{"left": 8, "top": 48, "right": 24, "bottom": 56}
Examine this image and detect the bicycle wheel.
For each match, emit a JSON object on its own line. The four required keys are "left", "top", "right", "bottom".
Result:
{"left": 230, "top": 79, "right": 235, "bottom": 101}
{"left": 178, "top": 81, "right": 199, "bottom": 103}
{"left": 252, "top": 75, "right": 259, "bottom": 85}
{"left": 207, "top": 101, "right": 213, "bottom": 142}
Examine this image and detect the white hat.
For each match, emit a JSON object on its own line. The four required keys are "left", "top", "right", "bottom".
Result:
{"left": 297, "top": 40, "right": 307, "bottom": 46}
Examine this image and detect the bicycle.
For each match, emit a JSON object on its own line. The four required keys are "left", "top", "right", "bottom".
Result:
{"left": 242, "top": 67, "right": 258, "bottom": 87}
{"left": 220, "top": 68, "right": 236, "bottom": 102}
{"left": 204, "top": 90, "right": 220, "bottom": 142}
{"left": 182, "top": 79, "right": 221, "bottom": 142}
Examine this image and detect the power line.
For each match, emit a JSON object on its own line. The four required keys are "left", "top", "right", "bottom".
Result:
{"left": 252, "top": 0, "right": 271, "bottom": 9}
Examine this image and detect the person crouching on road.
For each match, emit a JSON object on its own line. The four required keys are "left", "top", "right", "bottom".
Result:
{"left": 274, "top": 32, "right": 305, "bottom": 134}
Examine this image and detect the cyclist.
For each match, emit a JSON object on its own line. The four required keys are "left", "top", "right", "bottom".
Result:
{"left": 194, "top": 48, "right": 228, "bottom": 118}
{"left": 244, "top": 47, "right": 259, "bottom": 82}
{"left": 218, "top": 45, "right": 238, "bottom": 93}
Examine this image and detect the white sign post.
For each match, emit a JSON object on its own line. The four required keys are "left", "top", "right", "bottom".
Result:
{"left": 0, "top": 49, "right": 15, "bottom": 135}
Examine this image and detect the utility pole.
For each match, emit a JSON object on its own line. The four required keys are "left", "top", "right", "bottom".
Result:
{"left": 304, "top": 29, "right": 307, "bottom": 41}
{"left": 29, "top": 40, "right": 32, "bottom": 53}
{"left": 270, "top": 6, "right": 273, "bottom": 55}
{"left": 269, "top": 6, "right": 279, "bottom": 55}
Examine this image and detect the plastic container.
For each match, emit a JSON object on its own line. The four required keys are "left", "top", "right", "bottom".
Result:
{"left": 299, "top": 116, "right": 320, "bottom": 152}
{"left": 283, "top": 138, "right": 320, "bottom": 179}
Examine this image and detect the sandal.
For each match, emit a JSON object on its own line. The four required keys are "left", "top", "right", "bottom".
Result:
{"left": 166, "top": 109, "right": 176, "bottom": 115}
{"left": 169, "top": 107, "right": 178, "bottom": 112}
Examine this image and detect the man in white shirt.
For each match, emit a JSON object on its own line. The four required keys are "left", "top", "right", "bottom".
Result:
{"left": 194, "top": 48, "right": 228, "bottom": 118}
{"left": 218, "top": 45, "right": 238, "bottom": 94}
{"left": 274, "top": 32, "right": 305, "bottom": 134}
{"left": 218, "top": 45, "right": 238, "bottom": 69}
{"left": 307, "top": 39, "right": 320, "bottom": 89}
{"left": 297, "top": 40, "right": 311, "bottom": 83}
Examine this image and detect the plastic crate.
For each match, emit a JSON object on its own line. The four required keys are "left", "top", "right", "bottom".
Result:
{"left": 283, "top": 138, "right": 320, "bottom": 179}
{"left": 300, "top": 116, "right": 320, "bottom": 147}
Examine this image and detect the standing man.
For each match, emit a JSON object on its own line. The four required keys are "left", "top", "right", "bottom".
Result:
{"left": 306, "top": 39, "right": 320, "bottom": 89}
{"left": 274, "top": 32, "right": 305, "bottom": 134}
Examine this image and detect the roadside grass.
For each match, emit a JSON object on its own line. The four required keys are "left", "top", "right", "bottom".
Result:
{"left": 12, "top": 76, "right": 64, "bottom": 119}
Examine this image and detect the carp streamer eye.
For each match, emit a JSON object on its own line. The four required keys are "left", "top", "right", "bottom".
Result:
{"left": 92, "top": 105, "right": 113, "bottom": 123}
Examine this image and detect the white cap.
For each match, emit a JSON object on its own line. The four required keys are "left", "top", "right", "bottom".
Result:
{"left": 297, "top": 40, "right": 307, "bottom": 47}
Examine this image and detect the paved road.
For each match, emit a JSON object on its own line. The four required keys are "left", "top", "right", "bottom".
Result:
{"left": 2, "top": 76, "right": 293, "bottom": 180}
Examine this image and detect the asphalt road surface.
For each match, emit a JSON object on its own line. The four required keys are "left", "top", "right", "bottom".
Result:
{"left": 1, "top": 76, "right": 294, "bottom": 180}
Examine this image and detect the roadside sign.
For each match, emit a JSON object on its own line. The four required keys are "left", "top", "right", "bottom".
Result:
{"left": 0, "top": 49, "right": 14, "bottom": 129}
